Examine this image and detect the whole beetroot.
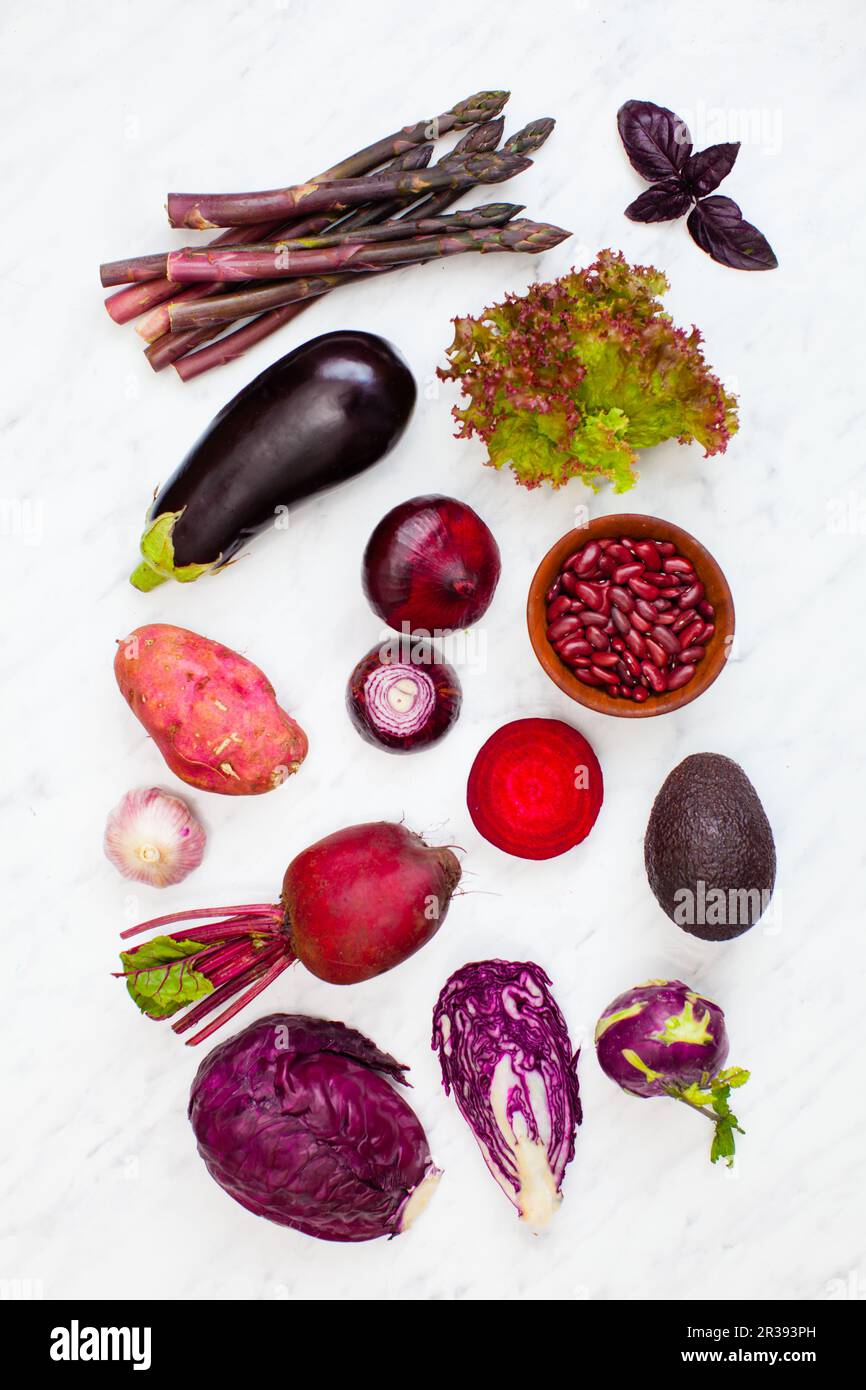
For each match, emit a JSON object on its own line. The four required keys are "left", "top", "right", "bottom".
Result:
{"left": 189, "top": 1014, "right": 440, "bottom": 1242}
{"left": 284, "top": 821, "right": 460, "bottom": 983}
{"left": 118, "top": 821, "right": 461, "bottom": 1044}
{"left": 114, "top": 624, "right": 307, "bottom": 795}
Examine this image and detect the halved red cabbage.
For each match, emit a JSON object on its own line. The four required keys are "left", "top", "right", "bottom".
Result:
{"left": 189, "top": 1013, "right": 440, "bottom": 1242}
{"left": 432, "top": 960, "right": 581, "bottom": 1226}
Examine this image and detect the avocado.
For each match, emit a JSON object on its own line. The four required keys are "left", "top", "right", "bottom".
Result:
{"left": 644, "top": 753, "right": 776, "bottom": 941}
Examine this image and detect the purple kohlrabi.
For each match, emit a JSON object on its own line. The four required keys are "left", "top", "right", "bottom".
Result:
{"left": 595, "top": 979, "right": 749, "bottom": 1166}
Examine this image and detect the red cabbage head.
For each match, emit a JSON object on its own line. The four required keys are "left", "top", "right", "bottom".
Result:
{"left": 189, "top": 1013, "right": 440, "bottom": 1241}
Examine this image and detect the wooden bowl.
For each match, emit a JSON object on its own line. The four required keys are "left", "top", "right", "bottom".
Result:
{"left": 527, "top": 514, "right": 735, "bottom": 719}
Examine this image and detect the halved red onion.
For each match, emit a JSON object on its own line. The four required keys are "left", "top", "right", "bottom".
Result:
{"left": 347, "top": 645, "right": 462, "bottom": 753}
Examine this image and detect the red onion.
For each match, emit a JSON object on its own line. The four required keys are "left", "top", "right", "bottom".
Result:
{"left": 362, "top": 495, "right": 501, "bottom": 634}
{"left": 347, "top": 644, "right": 461, "bottom": 753}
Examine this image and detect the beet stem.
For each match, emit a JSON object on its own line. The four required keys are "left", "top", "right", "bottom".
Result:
{"left": 175, "top": 950, "right": 292, "bottom": 1043}
{"left": 119, "top": 903, "right": 278, "bottom": 940}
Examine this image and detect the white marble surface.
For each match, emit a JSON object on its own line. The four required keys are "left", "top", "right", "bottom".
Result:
{"left": 3, "top": 0, "right": 865, "bottom": 1302}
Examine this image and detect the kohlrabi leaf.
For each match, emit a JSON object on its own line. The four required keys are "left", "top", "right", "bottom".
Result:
{"left": 625, "top": 179, "right": 693, "bottom": 223}
{"left": 708, "top": 1078, "right": 746, "bottom": 1167}
{"left": 617, "top": 100, "right": 693, "bottom": 181}
{"left": 120, "top": 935, "right": 213, "bottom": 1019}
{"left": 687, "top": 195, "right": 778, "bottom": 270}
{"left": 674, "top": 1070, "right": 749, "bottom": 1167}
{"left": 683, "top": 142, "right": 740, "bottom": 197}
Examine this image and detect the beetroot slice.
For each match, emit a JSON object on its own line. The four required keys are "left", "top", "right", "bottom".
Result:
{"left": 467, "top": 717, "right": 603, "bottom": 860}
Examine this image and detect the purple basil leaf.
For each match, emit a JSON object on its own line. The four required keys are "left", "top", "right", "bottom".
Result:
{"left": 687, "top": 196, "right": 778, "bottom": 271}
{"left": 625, "top": 178, "right": 693, "bottom": 222}
{"left": 684, "top": 142, "right": 740, "bottom": 197}
{"left": 617, "top": 100, "right": 693, "bottom": 182}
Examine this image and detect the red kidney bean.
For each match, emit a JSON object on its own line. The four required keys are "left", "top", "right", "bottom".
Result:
{"left": 629, "top": 576, "right": 660, "bottom": 601}
{"left": 587, "top": 626, "right": 610, "bottom": 651}
{"left": 651, "top": 625, "right": 681, "bottom": 656}
{"left": 663, "top": 556, "right": 694, "bottom": 576}
{"left": 641, "top": 662, "right": 668, "bottom": 693}
{"left": 598, "top": 553, "right": 617, "bottom": 576}
{"left": 625, "top": 628, "right": 647, "bottom": 659}
{"left": 678, "top": 645, "right": 705, "bottom": 664}
{"left": 699, "top": 599, "right": 715, "bottom": 620}
{"left": 655, "top": 540, "right": 676, "bottom": 555}
{"left": 652, "top": 610, "right": 678, "bottom": 625}
{"left": 573, "top": 669, "right": 603, "bottom": 687}
{"left": 631, "top": 610, "right": 652, "bottom": 633}
{"left": 611, "top": 606, "right": 631, "bottom": 637}
{"left": 609, "top": 585, "right": 635, "bottom": 613}
{"left": 604, "top": 619, "right": 616, "bottom": 635}
{"left": 560, "top": 571, "right": 581, "bottom": 596}
{"left": 592, "top": 651, "right": 620, "bottom": 669}
{"left": 634, "top": 539, "right": 662, "bottom": 570}
{"left": 589, "top": 589, "right": 611, "bottom": 616}
{"left": 631, "top": 685, "right": 650, "bottom": 702}
{"left": 591, "top": 663, "right": 619, "bottom": 685}
{"left": 611, "top": 637, "right": 625, "bottom": 652}
{"left": 548, "top": 616, "right": 583, "bottom": 642}
{"left": 698, "top": 623, "right": 715, "bottom": 645}
{"left": 558, "top": 635, "right": 592, "bottom": 656}
{"left": 574, "top": 541, "right": 602, "bottom": 575}
{"left": 547, "top": 595, "right": 573, "bottom": 620}
{"left": 545, "top": 580, "right": 561, "bottom": 603}
{"left": 679, "top": 581, "right": 705, "bottom": 608}
{"left": 652, "top": 572, "right": 679, "bottom": 588}
{"left": 654, "top": 598, "right": 671, "bottom": 612}
{"left": 666, "top": 663, "right": 696, "bottom": 691}
{"left": 607, "top": 542, "right": 633, "bottom": 564}
{"left": 678, "top": 618, "right": 705, "bottom": 649}
{"left": 635, "top": 598, "right": 656, "bottom": 621}
{"left": 614, "top": 562, "right": 644, "bottom": 584}
{"left": 646, "top": 638, "right": 668, "bottom": 668}
{"left": 621, "top": 650, "right": 642, "bottom": 679}
{"left": 579, "top": 610, "right": 608, "bottom": 628}
{"left": 575, "top": 581, "right": 604, "bottom": 608}
{"left": 619, "top": 536, "right": 636, "bottom": 549}
{"left": 672, "top": 607, "right": 697, "bottom": 632}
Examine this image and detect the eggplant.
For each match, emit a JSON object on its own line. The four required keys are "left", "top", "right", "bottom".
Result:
{"left": 130, "top": 330, "right": 416, "bottom": 590}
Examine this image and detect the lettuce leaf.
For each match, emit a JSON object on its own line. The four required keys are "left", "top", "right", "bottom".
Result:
{"left": 438, "top": 249, "right": 738, "bottom": 491}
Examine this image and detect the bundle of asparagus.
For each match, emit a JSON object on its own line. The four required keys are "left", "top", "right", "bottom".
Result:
{"left": 99, "top": 91, "right": 567, "bottom": 382}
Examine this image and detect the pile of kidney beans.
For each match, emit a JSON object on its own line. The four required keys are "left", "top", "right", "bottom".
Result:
{"left": 545, "top": 535, "right": 716, "bottom": 701}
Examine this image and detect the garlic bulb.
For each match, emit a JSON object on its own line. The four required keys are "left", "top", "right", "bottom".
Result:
{"left": 104, "top": 788, "right": 206, "bottom": 887}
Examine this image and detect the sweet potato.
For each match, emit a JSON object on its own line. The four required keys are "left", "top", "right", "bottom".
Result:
{"left": 114, "top": 623, "right": 308, "bottom": 795}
